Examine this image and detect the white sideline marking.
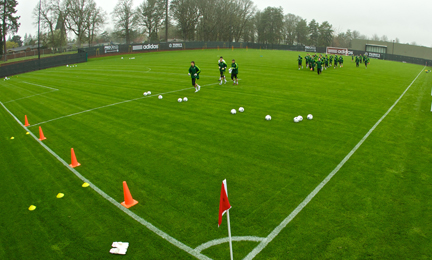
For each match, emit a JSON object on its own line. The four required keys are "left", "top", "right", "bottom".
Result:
{"left": 195, "top": 236, "right": 264, "bottom": 253}
{"left": 29, "top": 80, "right": 234, "bottom": 127}
{"left": 0, "top": 101, "right": 212, "bottom": 260}
{"left": 243, "top": 66, "right": 426, "bottom": 260}
{"left": 22, "top": 81, "right": 59, "bottom": 91}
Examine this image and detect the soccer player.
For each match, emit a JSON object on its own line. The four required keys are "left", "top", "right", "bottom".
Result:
{"left": 310, "top": 57, "right": 315, "bottom": 71}
{"left": 230, "top": 59, "right": 239, "bottom": 85}
{"left": 317, "top": 58, "right": 322, "bottom": 75}
{"left": 188, "top": 61, "right": 201, "bottom": 92}
{"left": 218, "top": 56, "right": 228, "bottom": 85}
{"left": 305, "top": 53, "right": 309, "bottom": 68}
{"left": 298, "top": 55, "right": 303, "bottom": 70}
{"left": 339, "top": 55, "right": 344, "bottom": 67}
{"left": 355, "top": 55, "right": 360, "bottom": 67}
{"left": 365, "top": 56, "right": 369, "bottom": 69}
{"left": 334, "top": 55, "right": 338, "bottom": 68}
{"left": 324, "top": 55, "right": 329, "bottom": 70}
{"left": 329, "top": 55, "right": 333, "bottom": 66}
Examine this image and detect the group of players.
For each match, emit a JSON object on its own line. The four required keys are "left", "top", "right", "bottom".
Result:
{"left": 188, "top": 57, "right": 239, "bottom": 93}
{"left": 298, "top": 53, "right": 370, "bottom": 75}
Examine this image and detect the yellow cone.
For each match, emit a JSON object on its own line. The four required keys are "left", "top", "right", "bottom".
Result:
{"left": 26, "top": 132, "right": 30, "bottom": 135}
{"left": 29, "top": 205, "right": 36, "bottom": 211}
{"left": 56, "top": 193, "right": 64, "bottom": 198}
{"left": 82, "top": 183, "right": 89, "bottom": 188}
{"left": 10, "top": 137, "right": 14, "bottom": 139}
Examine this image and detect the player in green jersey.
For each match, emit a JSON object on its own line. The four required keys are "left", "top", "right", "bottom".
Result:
{"left": 339, "top": 55, "right": 344, "bottom": 67}
{"left": 329, "top": 55, "right": 333, "bottom": 66}
{"left": 317, "top": 58, "right": 322, "bottom": 75}
{"left": 334, "top": 55, "right": 338, "bottom": 68}
{"left": 298, "top": 55, "right": 303, "bottom": 70}
{"left": 218, "top": 56, "right": 228, "bottom": 85}
{"left": 188, "top": 61, "right": 201, "bottom": 92}
{"left": 230, "top": 59, "right": 239, "bottom": 85}
{"left": 324, "top": 55, "right": 329, "bottom": 70}
{"left": 365, "top": 56, "right": 369, "bottom": 69}
{"left": 310, "top": 57, "right": 315, "bottom": 71}
{"left": 355, "top": 55, "right": 360, "bottom": 67}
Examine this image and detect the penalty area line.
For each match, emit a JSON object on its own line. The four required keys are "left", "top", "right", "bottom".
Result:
{"left": 0, "top": 101, "right": 212, "bottom": 260}
{"left": 243, "top": 66, "right": 426, "bottom": 260}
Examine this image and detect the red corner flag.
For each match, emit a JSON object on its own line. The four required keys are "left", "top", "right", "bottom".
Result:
{"left": 218, "top": 179, "right": 231, "bottom": 227}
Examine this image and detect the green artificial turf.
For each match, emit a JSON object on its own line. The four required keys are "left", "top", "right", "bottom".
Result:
{"left": 0, "top": 49, "right": 431, "bottom": 259}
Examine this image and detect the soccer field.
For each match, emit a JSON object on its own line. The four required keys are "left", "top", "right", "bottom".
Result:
{"left": 1, "top": 49, "right": 432, "bottom": 259}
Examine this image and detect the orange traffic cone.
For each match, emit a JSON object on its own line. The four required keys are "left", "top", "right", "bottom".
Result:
{"left": 69, "top": 148, "right": 81, "bottom": 168}
{"left": 38, "top": 126, "right": 46, "bottom": 141}
{"left": 121, "top": 181, "right": 138, "bottom": 208}
{"left": 24, "top": 115, "right": 30, "bottom": 127}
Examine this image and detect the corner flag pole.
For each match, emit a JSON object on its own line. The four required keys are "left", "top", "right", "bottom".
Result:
{"left": 224, "top": 180, "right": 234, "bottom": 260}
{"left": 226, "top": 209, "right": 234, "bottom": 260}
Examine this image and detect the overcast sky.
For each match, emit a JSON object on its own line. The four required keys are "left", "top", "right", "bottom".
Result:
{"left": 16, "top": 0, "right": 432, "bottom": 47}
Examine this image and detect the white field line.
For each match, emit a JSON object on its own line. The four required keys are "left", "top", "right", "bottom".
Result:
{"left": 29, "top": 80, "right": 238, "bottom": 127}
{"left": 195, "top": 236, "right": 265, "bottom": 253}
{"left": 4, "top": 90, "right": 58, "bottom": 104}
{"left": 2, "top": 81, "right": 59, "bottom": 103}
{"left": 0, "top": 101, "right": 212, "bottom": 260}
{"left": 22, "top": 81, "right": 59, "bottom": 91}
{"left": 243, "top": 66, "right": 426, "bottom": 260}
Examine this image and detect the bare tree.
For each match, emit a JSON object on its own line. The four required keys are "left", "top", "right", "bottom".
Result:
{"left": 283, "top": 13, "right": 298, "bottom": 45}
{"left": 86, "top": 5, "right": 106, "bottom": 46}
{"left": 381, "top": 35, "right": 388, "bottom": 42}
{"left": 170, "top": 0, "right": 199, "bottom": 41}
{"left": 371, "top": 34, "right": 380, "bottom": 41}
{"left": 33, "top": 0, "right": 62, "bottom": 48}
{"left": 112, "top": 0, "right": 137, "bottom": 44}
{"left": 136, "top": 0, "right": 165, "bottom": 42}
{"left": 64, "top": 0, "right": 95, "bottom": 47}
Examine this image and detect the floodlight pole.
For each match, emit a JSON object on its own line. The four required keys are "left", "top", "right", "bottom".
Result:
{"left": 38, "top": 0, "right": 41, "bottom": 69}
{"left": 165, "top": 0, "right": 168, "bottom": 42}
{"left": 392, "top": 40, "right": 395, "bottom": 55}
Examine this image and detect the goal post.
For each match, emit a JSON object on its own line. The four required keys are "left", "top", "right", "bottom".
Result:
{"left": 326, "top": 47, "right": 349, "bottom": 56}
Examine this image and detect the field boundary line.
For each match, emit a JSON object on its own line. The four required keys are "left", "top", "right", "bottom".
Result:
{"left": 243, "top": 66, "right": 426, "bottom": 260}
{"left": 30, "top": 80, "right": 238, "bottom": 127}
{"left": 195, "top": 236, "right": 264, "bottom": 253}
{"left": 1, "top": 101, "right": 212, "bottom": 260}
{"left": 22, "top": 81, "right": 59, "bottom": 91}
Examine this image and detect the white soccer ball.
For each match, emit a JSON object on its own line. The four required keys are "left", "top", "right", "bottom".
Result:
{"left": 143, "top": 92, "right": 148, "bottom": 96}
{"left": 178, "top": 98, "right": 182, "bottom": 102}
{"left": 265, "top": 115, "right": 271, "bottom": 121}
{"left": 148, "top": 91, "right": 151, "bottom": 95}
{"left": 231, "top": 109, "right": 236, "bottom": 114}
{"left": 294, "top": 117, "right": 300, "bottom": 123}
{"left": 183, "top": 97, "right": 188, "bottom": 102}
{"left": 298, "top": 115, "right": 303, "bottom": 121}
{"left": 307, "top": 114, "right": 313, "bottom": 120}
{"left": 66, "top": 65, "right": 68, "bottom": 67}
{"left": 121, "top": 57, "right": 123, "bottom": 59}
{"left": 158, "top": 95, "right": 163, "bottom": 99}
{"left": 239, "top": 107, "right": 244, "bottom": 112}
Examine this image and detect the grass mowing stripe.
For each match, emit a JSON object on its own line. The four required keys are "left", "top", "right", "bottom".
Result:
{"left": 243, "top": 66, "right": 426, "bottom": 260}
{"left": 0, "top": 100, "right": 212, "bottom": 260}
{"left": 29, "top": 80, "right": 239, "bottom": 127}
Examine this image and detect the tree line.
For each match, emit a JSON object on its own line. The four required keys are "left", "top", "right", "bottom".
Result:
{"left": 0, "top": 0, "right": 409, "bottom": 53}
